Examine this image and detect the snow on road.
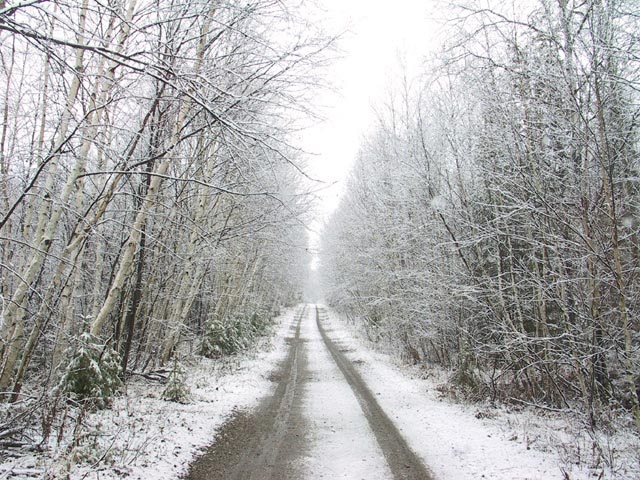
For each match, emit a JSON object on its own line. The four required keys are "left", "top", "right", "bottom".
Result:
{"left": 317, "top": 305, "right": 599, "bottom": 480}
{"left": 185, "top": 304, "right": 588, "bottom": 480}
{"left": 300, "top": 305, "right": 392, "bottom": 479}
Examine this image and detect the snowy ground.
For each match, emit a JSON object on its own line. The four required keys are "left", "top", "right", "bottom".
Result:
{"left": 298, "top": 305, "right": 392, "bottom": 479}
{"left": 0, "top": 308, "right": 298, "bottom": 480}
{"left": 2, "top": 304, "right": 638, "bottom": 479}
{"left": 319, "top": 305, "right": 640, "bottom": 480}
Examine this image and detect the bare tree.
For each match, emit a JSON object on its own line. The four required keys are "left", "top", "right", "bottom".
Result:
{"left": 321, "top": 0, "right": 640, "bottom": 431}
{"left": 0, "top": 0, "right": 329, "bottom": 412}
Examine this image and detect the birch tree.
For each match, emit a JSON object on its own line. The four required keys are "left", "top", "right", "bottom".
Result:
{"left": 0, "top": 0, "right": 329, "bottom": 408}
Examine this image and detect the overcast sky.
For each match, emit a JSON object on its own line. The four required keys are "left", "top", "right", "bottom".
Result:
{"left": 301, "top": 0, "right": 442, "bottom": 259}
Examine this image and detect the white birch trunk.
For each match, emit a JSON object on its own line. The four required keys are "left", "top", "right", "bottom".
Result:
{"left": 89, "top": 5, "right": 216, "bottom": 338}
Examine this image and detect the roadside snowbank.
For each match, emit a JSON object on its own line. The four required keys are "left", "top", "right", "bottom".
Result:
{"left": 0, "top": 308, "right": 298, "bottom": 480}
{"left": 319, "top": 305, "right": 639, "bottom": 480}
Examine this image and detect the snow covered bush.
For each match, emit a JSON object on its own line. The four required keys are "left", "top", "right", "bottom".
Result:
{"left": 200, "top": 318, "right": 243, "bottom": 358}
{"left": 249, "top": 312, "right": 270, "bottom": 337}
{"left": 162, "top": 358, "right": 191, "bottom": 404}
{"left": 200, "top": 312, "right": 272, "bottom": 358}
{"left": 56, "top": 333, "right": 122, "bottom": 409}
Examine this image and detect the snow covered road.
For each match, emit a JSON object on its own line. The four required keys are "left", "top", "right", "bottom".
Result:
{"left": 303, "top": 305, "right": 395, "bottom": 479}
{"left": 186, "top": 304, "right": 431, "bottom": 480}
{"left": 9, "top": 304, "right": 625, "bottom": 479}
{"left": 185, "top": 304, "right": 599, "bottom": 480}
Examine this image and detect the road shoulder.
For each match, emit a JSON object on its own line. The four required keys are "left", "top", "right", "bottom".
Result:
{"left": 318, "top": 306, "right": 597, "bottom": 480}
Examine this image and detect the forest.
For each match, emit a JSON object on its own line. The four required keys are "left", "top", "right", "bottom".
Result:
{"left": 0, "top": 0, "right": 639, "bottom": 476}
{"left": 321, "top": 0, "right": 640, "bottom": 432}
{"left": 0, "top": 0, "right": 324, "bottom": 440}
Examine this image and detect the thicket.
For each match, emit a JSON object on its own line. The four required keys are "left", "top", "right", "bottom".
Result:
{"left": 0, "top": 0, "right": 326, "bottom": 451}
{"left": 200, "top": 311, "right": 274, "bottom": 358}
{"left": 321, "top": 0, "right": 640, "bottom": 432}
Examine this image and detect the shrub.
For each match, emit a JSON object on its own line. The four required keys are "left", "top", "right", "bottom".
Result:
{"left": 162, "top": 358, "right": 191, "bottom": 404}
{"left": 200, "top": 318, "right": 244, "bottom": 358}
{"left": 56, "top": 333, "right": 121, "bottom": 409}
{"left": 200, "top": 312, "right": 272, "bottom": 359}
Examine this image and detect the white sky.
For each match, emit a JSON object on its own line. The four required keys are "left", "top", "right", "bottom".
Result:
{"left": 301, "top": 0, "right": 442, "bottom": 259}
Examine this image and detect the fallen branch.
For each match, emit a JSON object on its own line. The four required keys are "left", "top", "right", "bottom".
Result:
{"left": 0, "top": 441, "right": 43, "bottom": 451}
{"left": 0, "top": 467, "right": 44, "bottom": 478}
{"left": 0, "top": 428, "right": 20, "bottom": 440}
{"left": 129, "top": 369, "right": 169, "bottom": 382}
{"left": 508, "top": 397, "right": 576, "bottom": 414}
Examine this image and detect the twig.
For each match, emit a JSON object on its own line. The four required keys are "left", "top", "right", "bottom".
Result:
{"left": 0, "top": 428, "right": 20, "bottom": 440}
{"left": 508, "top": 397, "right": 575, "bottom": 414}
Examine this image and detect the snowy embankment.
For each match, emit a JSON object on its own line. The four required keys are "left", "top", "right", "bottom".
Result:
{"left": 1, "top": 308, "right": 298, "bottom": 480}
{"left": 320, "top": 305, "right": 640, "bottom": 480}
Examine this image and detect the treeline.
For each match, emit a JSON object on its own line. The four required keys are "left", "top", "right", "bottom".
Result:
{"left": 0, "top": 0, "right": 324, "bottom": 418}
{"left": 321, "top": 0, "right": 640, "bottom": 430}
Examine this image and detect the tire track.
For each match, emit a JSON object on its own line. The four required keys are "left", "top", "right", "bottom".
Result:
{"left": 314, "top": 305, "right": 433, "bottom": 480}
{"left": 185, "top": 304, "right": 308, "bottom": 480}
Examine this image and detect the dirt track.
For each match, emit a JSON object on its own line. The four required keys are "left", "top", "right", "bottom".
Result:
{"left": 185, "top": 304, "right": 432, "bottom": 480}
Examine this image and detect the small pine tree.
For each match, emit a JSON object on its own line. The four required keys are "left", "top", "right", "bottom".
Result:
{"left": 249, "top": 312, "right": 267, "bottom": 336}
{"left": 56, "top": 333, "right": 122, "bottom": 409}
{"left": 162, "top": 358, "right": 191, "bottom": 404}
{"left": 200, "top": 312, "right": 273, "bottom": 359}
{"left": 200, "top": 318, "right": 242, "bottom": 358}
